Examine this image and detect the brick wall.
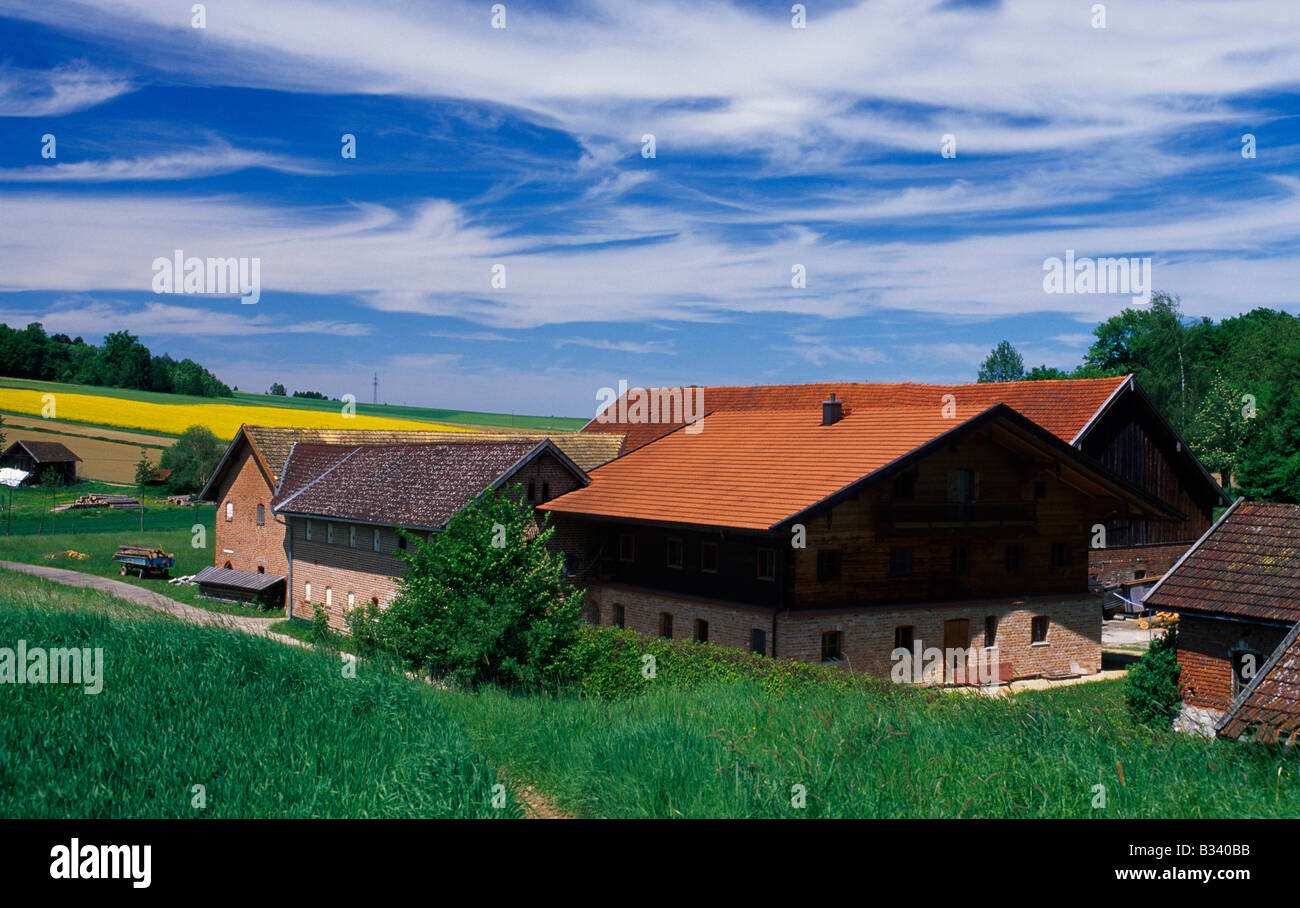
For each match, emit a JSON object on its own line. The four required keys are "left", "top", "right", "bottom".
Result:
{"left": 212, "top": 447, "right": 288, "bottom": 578}
{"left": 1176, "top": 614, "right": 1289, "bottom": 710}
{"left": 1088, "top": 541, "right": 1190, "bottom": 590}
{"left": 287, "top": 518, "right": 421, "bottom": 626}
{"left": 582, "top": 582, "right": 1101, "bottom": 683}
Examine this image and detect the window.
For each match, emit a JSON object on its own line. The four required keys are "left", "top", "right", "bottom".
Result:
{"left": 952, "top": 468, "right": 977, "bottom": 503}
{"left": 666, "top": 538, "right": 684, "bottom": 569}
{"left": 225, "top": 501, "right": 233, "bottom": 522}
{"left": 890, "top": 547, "right": 913, "bottom": 578}
{"left": 619, "top": 534, "right": 635, "bottom": 562}
{"left": 701, "top": 542, "right": 719, "bottom": 573}
{"left": 542, "top": 481, "right": 550, "bottom": 501}
{"left": 894, "top": 471, "right": 917, "bottom": 500}
{"left": 660, "top": 612, "right": 673, "bottom": 638}
{"left": 256, "top": 503, "right": 264, "bottom": 526}
{"left": 1050, "top": 542, "right": 1066, "bottom": 569}
{"left": 325, "top": 587, "right": 332, "bottom": 607}
{"left": 817, "top": 549, "right": 842, "bottom": 581}
{"left": 585, "top": 603, "right": 600, "bottom": 625}
{"left": 527, "top": 480, "right": 536, "bottom": 502}
{"left": 347, "top": 592, "right": 355, "bottom": 612}
{"left": 894, "top": 625, "right": 914, "bottom": 650}
{"left": 327, "top": 523, "right": 334, "bottom": 544}
{"left": 349, "top": 525, "right": 357, "bottom": 548}
{"left": 305, "top": 519, "right": 312, "bottom": 541}
{"left": 1134, "top": 569, "right": 1147, "bottom": 580}
{"left": 613, "top": 604, "right": 625, "bottom": 628}
{"left": 1232, "top": 648, "right": 1263, "bottom": 695}
{"left": 256, "top": 566, "right": 265, "bottom": 574}
{"left": 1005, "top": 543, "right": 1023, "bottom": 571}
{"left": 1031, "top": 616, "right": 1049, "bottom": 644}
{"left": 304, "top": 581, "right": 311, "bottom": 601}
{"left": 757, "top": 548, "right": 776, "bottom": 581}
{"left": 951, "top": 545, "right": 969, "bottom": 576}
{"left": 751, "top": 628, "right": 767, "bottom": 656}
{"left": 398, "top": 534, "right": 408, "bottom": 551}
{"left": 695, "top": 619, "right": 709, "bottom": 643}
{"left": 985, "top": 615, "right": 998, "bottom": 647}
{"left": 373, "top": 529, "right": 381, "bottom": 552}
{"left": 223, "top": 561, "right": 232, "bottom": 569}
{"left": 821, "top": 631, "right": 843, "bottom": 662}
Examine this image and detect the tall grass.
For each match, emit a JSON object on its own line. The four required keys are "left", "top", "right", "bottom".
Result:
{"left": 435, "top": 679, "right": 1300, "bottom": 819}
{"left": 0, "top": 572, "right": 516, "bottom": 818}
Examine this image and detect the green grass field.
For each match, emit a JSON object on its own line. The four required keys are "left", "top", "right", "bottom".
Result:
{"left": 1, "top": 376, "right": 587, "bottom": 434}
{"left": 0, "top": 569, "right": 517, "bottom": 818}
{"left": 432, "top": 669, "right": 1300, "bottom": 819}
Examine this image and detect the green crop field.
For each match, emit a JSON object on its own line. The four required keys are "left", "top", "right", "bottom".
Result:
{"left": 0, "top": 569, "right": 517, "bottom": 818}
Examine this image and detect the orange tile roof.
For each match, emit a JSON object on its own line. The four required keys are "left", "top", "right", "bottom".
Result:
{"left": 582, "top": 376, "right": 1129, "bottom": 453}
{"left": 546, "top": 402, "right": 1158, "bottom": 531}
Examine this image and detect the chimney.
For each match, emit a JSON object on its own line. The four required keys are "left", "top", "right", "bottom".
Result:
{"left": 822, "top": 392, "right": 844, "bottom": 426}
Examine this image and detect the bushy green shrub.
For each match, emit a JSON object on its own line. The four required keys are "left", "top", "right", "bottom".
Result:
{"left": 1124, "top": 625, "right": 1182, "bottom": 726}
{"left": 309, "top": 603, "right": 334, "bottom": 648}
{"left": 547, "top": 624, "right": 898, "bottom": 700}
{"left": 372, "top": 485, "right": 582, "bottom": 689}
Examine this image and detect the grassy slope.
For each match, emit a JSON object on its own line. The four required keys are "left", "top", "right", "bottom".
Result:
{"left": 0, "top": 569, "right": 518, "bottom": 818}
{"left": 434, "top": 677, "right": 1300, "bottom": 819}
{"left": 2, "top": 376, "right": 586, "bottom": 433}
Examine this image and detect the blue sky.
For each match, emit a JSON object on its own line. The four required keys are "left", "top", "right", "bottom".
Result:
{"left": 1, "top": 0, "right": 1298, "bottom": 419}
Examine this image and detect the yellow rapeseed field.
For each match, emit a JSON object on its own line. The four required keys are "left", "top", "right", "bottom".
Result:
{"left": 0, "top": 388, "right": 470, "bottom": 439}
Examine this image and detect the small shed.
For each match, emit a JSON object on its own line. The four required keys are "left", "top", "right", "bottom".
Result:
{"left": 1, "top": 440, "right": 81, "bottom": 485}
{"left": 192, "top": 566, "right": 285, "bottom": 608}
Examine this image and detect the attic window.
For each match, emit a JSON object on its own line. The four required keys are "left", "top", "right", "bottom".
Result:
{"left": 817, "top": 550, "right": 842, "bottom": 581}
{"left": 666, "top": 538, "right": 684, "bottom": 569}
{"left": 373, "top": 529, "right": 381, "bottom": 552}
{"left": 700, "top": 542, "right": 719, "bottom": 573}
{"left": 619, "top": 534, "right": 635, "bottom": 562}
{"left": 256, "top": 503, "right": 264, "bottom": 526}
{"left": 527, "top": 480, "right": 536, "bottom": 501}
{"left": 541, "top": 481, "right": 550, "bottom": 501}
{"left": 349, "top": 525, "right": 357, "bottom": 548}
{"left": 225, "top": 501, "right": 233, "bottom": 522}
{"left": 953, "top": 469, "right": 977, "bottom": 503}
{"left": 756, "top": 548, "right": 776, "bottom": 581}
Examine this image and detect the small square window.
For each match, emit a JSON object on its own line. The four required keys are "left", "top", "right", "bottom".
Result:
{"left": 666, "top": 538, "right": 684, "bottom": 569}
{"left": 660, "top": 612, "right": 673, "bottom": 639}
{"left": 1005, "top": 543, "right": 1023, "bottom": 572}
{"left": 817, "top": 549, "right": 842, "bottom": 581}
{"left": 613, "top": 604, "right": 625, "bottom": 628}
{"left": 1031, "top": 615, "right": 1049, "bottom": 643}
{"left": 619, "top": 534, "right": 635, "bottom": 562}
{"left": 757, "top": 548, "right": 776, "bottom": 581}
{"left": 894, "top": 626, "right": 914, "bottom": 650}
{"left": 751, "top": 628, "right": 767, "bottom": 656}
{"left": 951, "top": 546, "right": 968, "bottom": 576}
{"left": 701, "top": 542, "right": 719, "bottom": 573}
{"left": 821, "top": 631, "right": 843, "bottom": 663}
{"left": 890, "top": 547, "right": 913, "bottom": 578}
{"left": 985, "top": 615, "right": 998, "bottom": 647}
{"left": 694, "top": 619, "right": 709, "bottom": 643}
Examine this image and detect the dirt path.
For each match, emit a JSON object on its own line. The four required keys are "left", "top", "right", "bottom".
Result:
{"left": 0, "top": 560, "right": 289, "bottom": 640}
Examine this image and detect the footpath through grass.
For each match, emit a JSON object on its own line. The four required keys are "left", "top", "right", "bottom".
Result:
{"left": 0, "top": 520, "right": 266, "bottom": 619}
{"left": 0, "top": 569, "right": 516, "bottom": 818}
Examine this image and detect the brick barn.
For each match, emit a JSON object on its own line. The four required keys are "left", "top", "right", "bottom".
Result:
{"left": 1, "top": 440, "right": 80, "bottom": 485}
{"left": 581, "top": 376, "right": 1227, "bottom": 593}
{"left": 544, "top": 398, "right": 1183, "bottom": 683}
{"left": 1143, "top": 499, "right": 1300, "bottom": 737}
{"left": 271, "top": 439, "right": 589, "bottom": 629}
{"left": 196, "top": 425, "right": 623, "bottom": 605}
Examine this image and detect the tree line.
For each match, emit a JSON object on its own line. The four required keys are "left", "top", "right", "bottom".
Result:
{"left": 977, "top": 292, "right": 1300, "bottom": 502}
{"left": 0, "top": 322, "right": 232, "bottom": 398}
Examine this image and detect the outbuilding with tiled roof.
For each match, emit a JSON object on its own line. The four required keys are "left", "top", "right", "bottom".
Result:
{"left": 1, "top": 439, "right": 81, "bottom": 485}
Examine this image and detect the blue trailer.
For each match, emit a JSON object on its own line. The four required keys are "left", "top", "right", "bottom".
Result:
{"left": 113, "top": 544, "right": 175, "bottom": 578}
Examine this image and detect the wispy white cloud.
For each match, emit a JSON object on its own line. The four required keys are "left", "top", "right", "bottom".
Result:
{"left": 0, "top": 61, "right": 132, "bottom": 117}
{"left": 0, "top": 143, "right": 325, "bottom": 182}
{"left": 6, "top": 299, "right": 374, "bottom": 339}
{"left": 554, "top": 337, "right": 675, "bottom": 354}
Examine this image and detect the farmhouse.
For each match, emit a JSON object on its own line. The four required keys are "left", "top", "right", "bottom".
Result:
{"left": 1, "top": 440, "right": 80, "bottom": 485}
{"left": 581, "top": 376, "right": 1226, "bottom": 590}
{"left": 197, "top": 425, "right": 623, "bottom": 600}
{"left": 272, "top": 439, "right": 589, "bottom": 629}
{"left": 1143, "top": 499, "right": 1300, "bottom": 736}
{"left": 544, "top": 398, "right": 1182, "bottom": 682}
